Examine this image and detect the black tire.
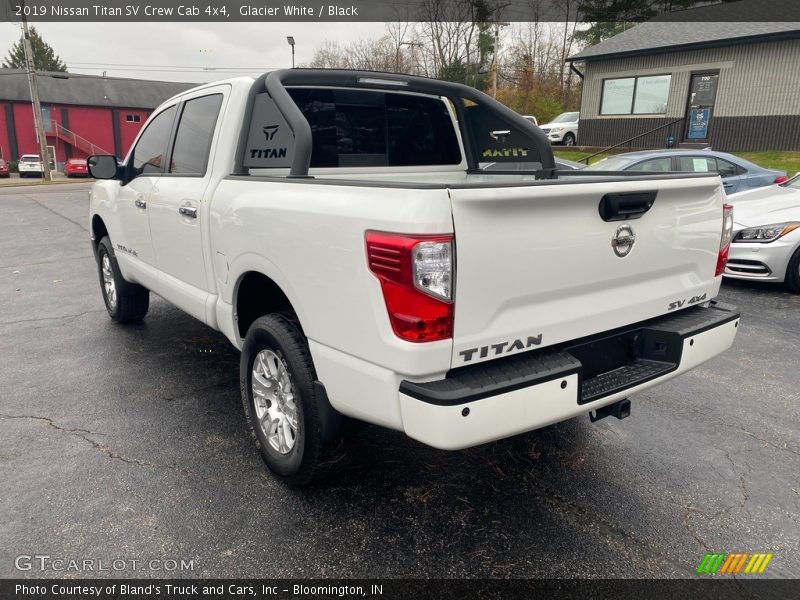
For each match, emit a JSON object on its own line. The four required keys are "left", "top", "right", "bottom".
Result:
{"left": 562, "top": 132, "right": 576, "bottom": 146}
{"left": 240, "top": 314, "right": 339, "bottom": 485}
{"left": 96, "top": 236, "right": 149, "bottom": 323}
{"left": 786, "top": 247, "right": 800, "bottom": 293}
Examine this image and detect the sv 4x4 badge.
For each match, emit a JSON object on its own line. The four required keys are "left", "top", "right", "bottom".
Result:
{"left": 669, "top": 292, "right": 707, "bottom": 311}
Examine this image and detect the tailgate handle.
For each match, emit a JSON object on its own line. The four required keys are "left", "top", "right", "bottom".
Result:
{"left": 598, "top": 191, "right": 657, "bottom": 222}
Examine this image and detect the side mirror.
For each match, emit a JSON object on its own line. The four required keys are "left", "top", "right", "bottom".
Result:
{"left": 88, "top": 155, "right": 120, "bottom": 180}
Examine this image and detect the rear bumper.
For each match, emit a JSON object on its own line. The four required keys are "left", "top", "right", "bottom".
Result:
{"left": 399, "top": 301, "right": 739, "bottom": 450}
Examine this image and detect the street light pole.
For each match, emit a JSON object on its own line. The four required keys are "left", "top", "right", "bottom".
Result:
{"left": 286, "top": 36, "right": 295, "bottom": 68}
{"left": 19, "top": 2, "right": 51, "bottom": 181}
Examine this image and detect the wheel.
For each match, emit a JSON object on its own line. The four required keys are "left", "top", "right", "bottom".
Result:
{"left": 240, "top": 314, "right": 340, "bottom": 485}
{"left": 786, "top": 247, "right": 800, "bottom": 293}
{"left": 96, "top": 236, "right": 149, "bottom": 323}
{"left": 562, "top": 132, "right": 576, "bottom": 146}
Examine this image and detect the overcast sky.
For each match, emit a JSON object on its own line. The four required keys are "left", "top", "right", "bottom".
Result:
{"left": 0, "top": 21, "right": 388, "bottom": 82}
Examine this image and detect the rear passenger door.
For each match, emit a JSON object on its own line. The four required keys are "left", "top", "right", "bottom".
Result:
{"left": 147, "top": 89, "right": 225, "bottom": 318}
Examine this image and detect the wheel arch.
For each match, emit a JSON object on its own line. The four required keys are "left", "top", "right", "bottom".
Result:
{"left": 91, "top": 214, "right": 109, "bottom": 250}
{"left": 233, "top": 268, "right": 303, "bottom": 339}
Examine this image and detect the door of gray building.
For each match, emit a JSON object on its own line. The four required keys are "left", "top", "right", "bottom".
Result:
{"left": 685, "top": 72, "right": 719, "bottom": 142}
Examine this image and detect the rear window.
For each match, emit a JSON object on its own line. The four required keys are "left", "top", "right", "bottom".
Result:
{"left": 287, "top": 89, "right": 462, "bottom": 168}
{"left": 21, "top": 156, "right": 40, "bottom": 163}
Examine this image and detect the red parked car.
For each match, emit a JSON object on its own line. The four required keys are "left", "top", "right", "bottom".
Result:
{"left": 0, "top": 158, "right": 9, "bottom": 178}
{"left": 64, "top": 158, "right": 89, "bottom": 178}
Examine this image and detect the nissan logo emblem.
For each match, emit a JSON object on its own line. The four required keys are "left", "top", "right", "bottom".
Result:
{"left": 612, "top": 224, "right": 636, "bottom": 257}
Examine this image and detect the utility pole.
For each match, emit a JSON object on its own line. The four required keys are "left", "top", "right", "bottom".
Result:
{"left": 20, "top": 1, "right": 51, "bottom": 181}
{"left": 490, "top": 22, "right": 508, "bottom": 99}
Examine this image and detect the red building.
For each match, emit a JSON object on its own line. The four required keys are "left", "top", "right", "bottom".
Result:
{"left": 0, "top": 69, "right": 193, "bottom": 168}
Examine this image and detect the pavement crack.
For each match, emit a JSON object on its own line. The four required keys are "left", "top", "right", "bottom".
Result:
{"left": 1, "top": 254, "right": 93, "bottom": 269}
{"left": 0, "top": 309, "right": 106, "bottom": 326}
{"left": 739, "top": 429, "right": 800, "bottom": 457}
{"left": 0, "top": 413, "right": 185, "bottom": 473}
{"left": 682, "top": 506, "right": 710, "bottom": 551}
{"left": 23, "top": 194, "right": 89, "bottom": 232}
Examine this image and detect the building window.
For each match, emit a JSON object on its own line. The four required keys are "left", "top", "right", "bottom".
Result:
{"left": 126, "top": 114, "right": 141, "bottom": 123}
{"left": 600, "top": 75, "right": 672, "bottom": 115}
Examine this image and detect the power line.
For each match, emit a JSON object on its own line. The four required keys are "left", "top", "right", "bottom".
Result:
{"left": 64, "top": 60, "right": 280, "bottom": 70}
{"left": 67, "top": 66, "right": 273, "bottom": 74}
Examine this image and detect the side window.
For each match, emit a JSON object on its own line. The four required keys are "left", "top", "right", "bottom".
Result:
{"left": 714, "top": 158, "right": 739, "bottom": 177}
{"left": 677, "top": 156, "right": 715, "bottom": 173}
{"left": 131, "top": 106, "right": 177, "bottom": 177}
{"left": 170, "top": 94, "right": 223, "bottom": 175}
{"left": 629, "top": 157, "right": 672, "bottom": 172}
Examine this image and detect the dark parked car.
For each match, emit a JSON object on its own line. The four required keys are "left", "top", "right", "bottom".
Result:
{"left": 590, "top": 150, "right": 787, "bottom": 194}
{"left": 0, "top": 158, "right": 9, "bottom": 178}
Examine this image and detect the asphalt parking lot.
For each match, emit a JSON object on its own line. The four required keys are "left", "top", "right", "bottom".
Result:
{"left": 1, "top": 182, "right": 798, "bottom": 579}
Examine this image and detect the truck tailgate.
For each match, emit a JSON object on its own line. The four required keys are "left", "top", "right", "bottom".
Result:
{"left": 449, "top": 175, "right": 725, "bottom": 368}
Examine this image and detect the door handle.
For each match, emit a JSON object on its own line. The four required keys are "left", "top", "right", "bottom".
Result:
{"left": 134, "top": 197, "right": 147, "bottom": 209}
{"left": 598, "top": 191, "right": 657, "bottom": 222}
{"left": 179, "top": 206, "right": 198, "bottom": 219}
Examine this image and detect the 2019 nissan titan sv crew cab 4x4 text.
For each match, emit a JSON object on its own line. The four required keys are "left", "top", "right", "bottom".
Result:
{"left": 87, "top": 70, "right": 740, "bottom": 485}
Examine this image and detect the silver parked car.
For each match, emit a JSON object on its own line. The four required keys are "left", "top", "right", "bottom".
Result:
{"left": 725, "top": 174, "right": 800, "bottom": 291}
{"left": 591, "top": 149, "right": 787, "bottom": 194}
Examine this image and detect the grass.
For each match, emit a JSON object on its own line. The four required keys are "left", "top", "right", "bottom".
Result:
{"left": 735, "top": 151, "right": 800, "bottom": 176}
{"left": 554, "top": 148, "right": 800, "bottom": 174}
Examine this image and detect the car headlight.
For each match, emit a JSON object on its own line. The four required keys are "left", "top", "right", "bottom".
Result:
{"left": 733, "top": 222, "right": 800, "bottom": 243}
{"left": 550, "top": 127, "right": 564, "bottom": 133}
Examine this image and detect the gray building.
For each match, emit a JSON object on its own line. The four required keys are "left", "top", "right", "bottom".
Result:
{"left": 568, "top": 17, "right": 800, "bottom": 151}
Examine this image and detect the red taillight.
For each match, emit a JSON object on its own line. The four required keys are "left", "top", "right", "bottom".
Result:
{"left": 366, "top": 231, "right": 454, "bottom": 342}
{"left": 774, "top": 175, "right": 789, "bottom": 184}
{"left": 716, "top": 203, "right": 734, "bottom": 277}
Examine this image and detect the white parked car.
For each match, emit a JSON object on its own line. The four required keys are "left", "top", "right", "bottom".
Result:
{"left": 522, "top": 115, "right": 538, "bottom": 126}
{"left": 87, "top": 70, "right": 738, "bottom": 484}
{"left": 539, "top": 111, "right": 579, "bottom": 146}
{"left": 725, "top": 174, "right": 800, "bottom": 291}
{"left": 18, "top": 154, "right": 43, "bottom": 177}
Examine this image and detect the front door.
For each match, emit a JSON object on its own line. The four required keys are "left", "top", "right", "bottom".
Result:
{"left": 114, "top": 104, "right": 177, "bottom": 270}
{"left": 685, "top": 73, "right": 719, "bottom": 143}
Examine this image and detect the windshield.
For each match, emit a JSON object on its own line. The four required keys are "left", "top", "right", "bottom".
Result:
{"left": 589, "top": 156, "right": 636, "bottom": 171}
{"left": 551, "top": 112, "right": 578, "bottom": 123}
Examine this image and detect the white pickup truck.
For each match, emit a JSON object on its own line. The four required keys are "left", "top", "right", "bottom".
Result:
{"left": 88, "top": 70, "right": 739, "bottom": 484}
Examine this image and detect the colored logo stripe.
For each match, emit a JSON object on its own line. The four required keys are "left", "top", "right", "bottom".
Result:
{"left": 697, "top": 553, "right": 726, "bottom": 574}
{"left": 697, "top": 553, "right": 773, "bottom": 574}
{"left": 745, "top": 553, "right": 773, "bottom": 574}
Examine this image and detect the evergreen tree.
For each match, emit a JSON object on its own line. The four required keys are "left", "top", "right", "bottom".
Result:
{"left": 2, "top": 27, "right": 67, "bottom": 72}
{"left": 575, "top": 0, "right": 731, "bottom": 47}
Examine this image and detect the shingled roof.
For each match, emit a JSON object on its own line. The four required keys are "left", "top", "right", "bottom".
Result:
{"left": 568, "top": 0, "right": 800, "bottom": 62}
{"left": 0, "top": 69, "right": 195, "bottom": 108}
